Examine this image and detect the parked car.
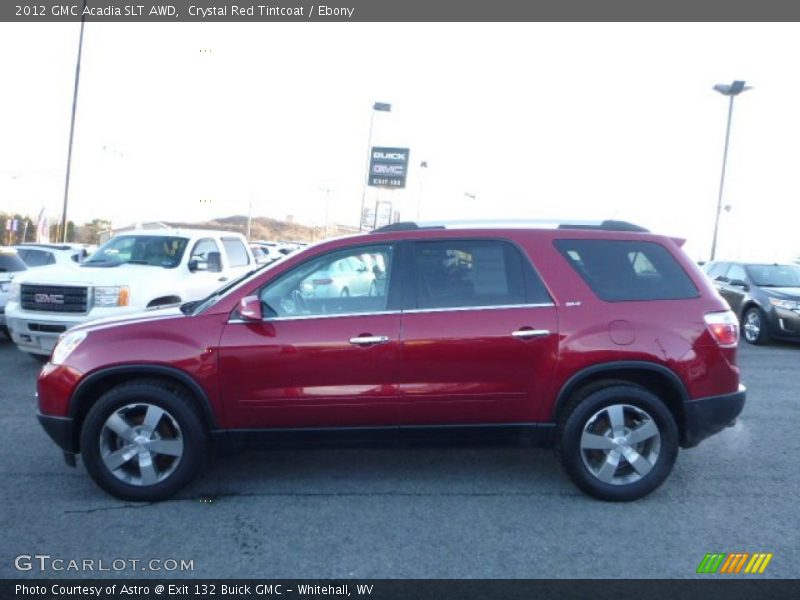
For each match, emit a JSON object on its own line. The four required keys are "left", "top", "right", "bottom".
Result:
{"left": 13, "top": 243, "right": 91, "bottom": 268}
{"left": 6, "top": 229, "right": 255, "bottom": 359}
{"left": 0, "top": 247, "right": 28, "bottom": 337}
{"left": 299, "top": 252, "right": 377, "bottom": 298}
{"left": 36, "top": 220, "right": 745, "bottom": 502}
{"left": 249, "top": 241, "right": 284, "bottom": 265}
{"left": 703, "top": 261, "right": 800, "bottom": 344}
{"left": 277, "top": 241, "right": 306, "bottom": 255}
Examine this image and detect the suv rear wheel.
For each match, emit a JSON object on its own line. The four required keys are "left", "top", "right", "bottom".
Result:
{"left": 557, "top": 384, "right": 678, "bottom": 501}
{"left": 80, "top": 380, "right": 208, "bottom": 501}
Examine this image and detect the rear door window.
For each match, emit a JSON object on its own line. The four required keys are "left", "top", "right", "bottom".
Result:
{"left": 411, "top": 239, "right": 548, "bottom": 309}
{"left": 222, "top": 238, "right": 250, "bottom": 267}
{"left": 20, "top": 249, "right": 55, "bottom": 267}
{"left": 554, "top": 239, "right": 699, "bottom": 301}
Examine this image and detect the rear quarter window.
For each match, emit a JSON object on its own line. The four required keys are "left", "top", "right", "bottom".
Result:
{"left": 554, "top": 239, "right": 699, "bottom": 302}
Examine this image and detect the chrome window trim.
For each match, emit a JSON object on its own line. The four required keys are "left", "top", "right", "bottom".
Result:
{"left": 227, "top": 303, "right": 554, "bottom": 324}
{"left": 403, "top": 302, "right": 554, "bottom": 314}
{"left": 228, "top": 309, "right": 401, "bottom": 324}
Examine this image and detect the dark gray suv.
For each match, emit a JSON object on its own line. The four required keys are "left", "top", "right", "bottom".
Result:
{"left": 703, "top": 261, "right": 800, "bottom": 344}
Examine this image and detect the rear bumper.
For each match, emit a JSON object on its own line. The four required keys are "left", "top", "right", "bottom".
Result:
{"left": 37, "top": 412, "right": 78, "bottom": 454}
{"left": 682, "top": 384, "right": 746, "bottom": 448}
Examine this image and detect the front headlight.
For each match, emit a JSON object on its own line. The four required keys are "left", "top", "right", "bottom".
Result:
{"left": 9, "top": 281, "right": 21, "bottom": 303}
{"left": 769, "top": 298, "right": 800, "bottom": 310}
{"left": 52, "top": 330, "right": 87, "bottom": 366}
{"left": 93, "top": 286, "right": 130, "bottom": 307}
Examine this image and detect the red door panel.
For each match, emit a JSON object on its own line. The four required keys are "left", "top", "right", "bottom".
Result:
{"left": 218, "top": 314, "right": 402, "bottom": 428}
{"left": 398, "top": 306, "right": 558, "bottom": 425}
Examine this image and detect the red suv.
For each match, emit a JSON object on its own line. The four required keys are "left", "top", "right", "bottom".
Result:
{"left": 36, "top": 220, "right": 745, "bottom": 502}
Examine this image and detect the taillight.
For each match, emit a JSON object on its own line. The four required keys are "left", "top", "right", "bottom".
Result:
{"left": 312, "top": 278, "right": 333, "bottom": 286}
{"left": 704, "top": 311, "right": 739, "bottom": 347}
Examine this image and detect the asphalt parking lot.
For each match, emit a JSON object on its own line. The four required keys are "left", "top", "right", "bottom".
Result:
{"left": 0, "top": 338, "right": 797, "bottom": 579}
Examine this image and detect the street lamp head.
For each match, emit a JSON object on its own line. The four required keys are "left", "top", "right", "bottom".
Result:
{"left": 713, "top": 80, "right": 752, "bottom": 96}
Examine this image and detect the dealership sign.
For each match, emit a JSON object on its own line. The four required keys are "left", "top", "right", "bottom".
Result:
{"left": 368, "top": 147, "right": 410, "bottom": 188}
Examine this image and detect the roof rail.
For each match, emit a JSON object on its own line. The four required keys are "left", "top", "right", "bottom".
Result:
{"left": 370, "top": 219, "right": 649, "bottom": 234}
{"left": 558, "top": 220, "right": 649, "bottom": 233}
{"left": 371, "top": 222, "right": 445, "bottom": 233}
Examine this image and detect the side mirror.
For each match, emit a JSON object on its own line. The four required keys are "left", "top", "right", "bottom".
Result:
{"left": 207, "top": 251, "right": 222, "bottom": 273}
{"left": 238, "top": 295, "right": 262, "bottom": 321}
{"left": 729, "top": 279, "right": 749, "bottom": 290}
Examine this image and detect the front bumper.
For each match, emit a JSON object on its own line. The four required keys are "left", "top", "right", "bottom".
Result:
{"left": 37, "top": 412, "right": 78, "bottom": 454}
{"left": 8, "top": 316, "right": 72, "bottom": 355}
{"left": 682, "top": 384, "right": 746, "bottom": 448}
{"left": 765, "top": 306, "right": 800, "bottom": 340}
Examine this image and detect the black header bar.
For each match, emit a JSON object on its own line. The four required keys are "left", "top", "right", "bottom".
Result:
{"left": 3, "top": 1, "right": 800, "bottom": 22}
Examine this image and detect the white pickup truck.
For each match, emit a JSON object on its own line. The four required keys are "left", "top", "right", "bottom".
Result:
{"left": 6, "top": 229, "right": 256, "bottom": 358}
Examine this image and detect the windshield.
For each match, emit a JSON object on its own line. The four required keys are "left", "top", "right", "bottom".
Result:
{"left": 85, "top": 235, "right": 189, "bottom": 268}
{"left": 746, "top": 264, "right": 800, "bottom": 287}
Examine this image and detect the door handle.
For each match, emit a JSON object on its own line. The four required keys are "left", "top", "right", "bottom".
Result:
{"left": 512, "top": 329, "right": 550, "bottom": 340}
{"left": 349, "top": 335, "right": 389, "bottom": 346}
{"left": 218, "top": 277, "right": 229, "bottom": 282}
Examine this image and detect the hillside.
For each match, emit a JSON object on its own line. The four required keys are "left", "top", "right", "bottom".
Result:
{"left": 165, "top": 215, "right": 359, "bottom": 242}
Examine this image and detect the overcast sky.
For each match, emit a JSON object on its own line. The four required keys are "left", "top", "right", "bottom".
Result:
{"left": 1, "top": 22, "right": 798, "bottom": 261}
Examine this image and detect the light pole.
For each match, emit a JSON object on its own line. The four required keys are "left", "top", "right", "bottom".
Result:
{"left": 710, "top": 80, "right": 751, "bottom": 261}
{"left": 358, "top": 102, "right": 391, "bottom": 231}
{"left": 60, "top": 0, "right": 88, "bottom": 243}
{"left": 416, "top": 160, "right": 428, "bottom": 221}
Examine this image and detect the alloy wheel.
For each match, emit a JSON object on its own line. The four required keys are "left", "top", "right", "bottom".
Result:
{"left": 743, "top": 311, "right": 761, "bottom": 343}
{"left": 99, "top": 403, "right": 184, "bottom": 486}
{"left": 580, "top": 404, "right": 661, "bottom": 486}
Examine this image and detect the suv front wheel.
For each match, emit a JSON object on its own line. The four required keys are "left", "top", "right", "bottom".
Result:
{"left": 80, "top": 380, "right": 208, "bottom": 501}
{"left": 557, "top": 384, "right": 679, "bottom": 501}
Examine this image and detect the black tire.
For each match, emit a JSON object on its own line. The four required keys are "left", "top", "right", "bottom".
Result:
{"left": 340, "top": 287, "right": 350, "bottom": 297}
{"left": 28, "top": 353, "right": 49, "bottom": 363}
{"left": 0, "top": 326, "right": 9, "bottom": 340}
{"left": 80, "top": 380, "right": 208, "bottom": 501}
{"left": 556, "top": 384, "right": 679, "bottom": 501}
{"left": 742, "top": 307, "right": 769, "bottom": 345}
